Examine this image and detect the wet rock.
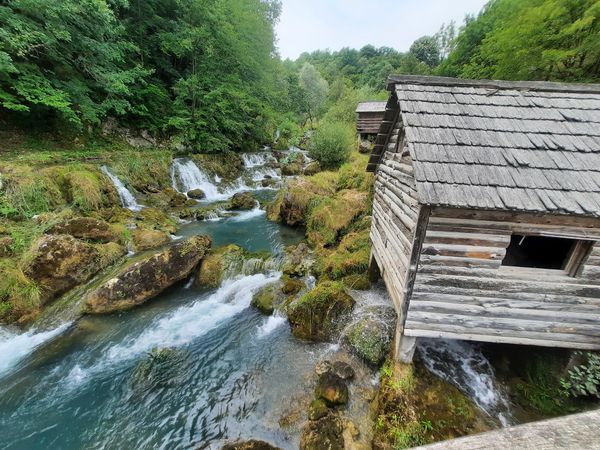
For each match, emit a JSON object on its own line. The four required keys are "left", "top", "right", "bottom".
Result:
{"left": 187, "top": 188, "right": 205, "bottom": 199}
{"left": 221, "top": 440, "right": 282, "bottom": 450}
{"left": 315, "top": 360, "right": 333, "bottom": 376}
{"left": 231, "top": 192, "right": 256, "bottom": 210}
{"left": 332, "top": 361, "right": 355, "bottom": 380}
{"left": 281, "top": 162, "right": 302, "bottom": 176}
{"left": 282, "top": 243, "right": 314, "bottom": 277}
{"left": 251, "top": 283, "right": 279, "bottom": 315}
{"left": 287, "top": 282, "right": 355, "bottom": 341}
{"left": 281, "top": 275, "right": 304, "bottom": 296}
{"left": 261, "top": 178, "right": 276, "bottom": 188}
{"left": 308, "top": 399, "right": 329, "bottom": 421}
{"left": 24, "top": 235, "right": 123, "bottom": 304}
{"left": 184, "top": 199, "right": 197, "bottom": 207}
{"left": 303, "top": 161, "right": 321, "bottom": 176}
{"left": 358, "top": 139, "right": 374, "bottom": 154}
{"left": 0, "top": 236, "right": 14, "bottom": 257}
{"left": 300, "top": 413, "right": 344, "bottom": 450}
{"left": 165, "top": 187, "right": 187, "bottom": 207}
{"left": 130, "top": 347, "right": 183, "bottom": 391}
{"left": 132, "top": 229, "right": 171, "bottom": 252}
{"left": 85, "top": 236, "right": 211, "bottom": 313}
{"left": 342, "top": 307, "right": 396, "bottom": 367}
{"left": 46, "top": 217, "right": 119, "bottom": 243}
{"left": 195, "top": 244, "right": 245, "bottom": 288}
{"left": 136, "top": 207, "right": 177, "bottom": 234}
{"left": 315, "top": 372, "right": 348, "bottom": 406}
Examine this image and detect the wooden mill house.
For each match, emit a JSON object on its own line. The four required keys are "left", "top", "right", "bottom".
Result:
{"left": 366, "top": 76, "right": 600, "bottom": 361}
{"left": 356, "top": 101, "right": 387, "bottom": 139}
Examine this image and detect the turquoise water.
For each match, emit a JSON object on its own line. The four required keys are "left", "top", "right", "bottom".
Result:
{"left": 0, "top": 213, "right": 321, "bottom": 450}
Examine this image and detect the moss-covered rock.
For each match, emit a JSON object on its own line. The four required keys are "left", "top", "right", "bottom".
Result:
{"left": 342, "top": 308, "right": 396, "bottom": 367}
{"left": 132, "top": 229, "right": 171, "bottom": 252}
{"left": 303, "top": 161, "right": 321, "bottom": 176}
{"left": 308, "top": 398, "right": 329, "bottom": 421}
{"left": 282, "top": 243, "right": 314, "bottom": 277}
{"left": 300, "top": 412, "right": 344, "bottom": 450}
{"left": 46, "top": 217, "right": 119, "bottom": 243}
{"left": 315, "top": 371, "right": 349, "bottom": 406}
{"left": 165, "top": 187, "right": 187, "bottom": 207}
{"left": 23, "top": 234, "right": 124, "bottom": 304}
{"left": 195, "top": 244, "right": 245, "bottom": 288}
{"left": 287, "top": 281, "right": 355, "bottom": 341}
{"left": 191, "top": 151, "right": 244, "bottom": 182}
{"left": 187, "top": 188, "right": 205, "bottom": 199}
{"left": 231, "top": 192, "right": 256, "bottom": 210}
{"left": 281, "top": 275, "right": 304, "bottom": 296}
{"left": 251, "top": 283, "right": 278, "bottom": 315}
{"left": 281, "top": 161, "right": 303, "bottom": 176}
{"left": 85, "top": 235, "right": 211, "bottom": 313}
{"left": 307, "top": 189, "right": 368, "bottom": 247}
{"left": 135, "top": 207, "right": 177, "bottom": 234}
{"left": 372, "top": 362, "right": 490, "bottom": 449}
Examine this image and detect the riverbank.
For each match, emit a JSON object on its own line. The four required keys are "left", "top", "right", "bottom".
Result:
{"left": 0, "top": 138, "right": 596, "bottom": 449}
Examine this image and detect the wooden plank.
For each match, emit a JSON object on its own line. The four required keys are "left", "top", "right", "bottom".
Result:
{"left": 406, "top": 311, "right": 600, "bottom": 337}
{"left": 420, "top": 255, "right": 502, "bottom": 269}
{"left": 421, "top": 243, "right": 506, "bottom": 260}
{"left": 408, "top": 300, "right": 600, "bottom": 324}
{"left": 424, "top": 230, "right": 510, "bottom": 247}
{"left": 405, "top": 328, "right": 600, "bottom": 351}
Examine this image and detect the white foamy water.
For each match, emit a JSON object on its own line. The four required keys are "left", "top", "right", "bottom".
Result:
{"left": 417, "top": 339, "right": 513, "bottom": 426}
{"left": 228, "top": 205, "right": 264, "bottom": 222}
{"left": 257, "top": 314, "right": 287, "bottom": 338}
{"left": 0, "top": 323, "right": 72, "bottom": 377}
{"left": 171, "top": 158, "right": 222, "bottom": 201}
{"left": 75, "top": 273, "right": 281, "bottom": 378}
{"left": 100, "top": 166, "right": 143, "bottom": 211}
{"left": 241, "top": 152, "right": 275, "bottom": 168}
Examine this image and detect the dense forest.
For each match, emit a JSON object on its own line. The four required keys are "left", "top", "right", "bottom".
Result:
{"left": 1, "top": 0, "right": 600, "bottom": 153}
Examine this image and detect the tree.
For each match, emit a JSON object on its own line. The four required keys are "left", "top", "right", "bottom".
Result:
{"left": 298, "top": 63, "right": 328, "bottom": 126}
{"left": 409, "top": 36, "right": 441, "bottom": 68}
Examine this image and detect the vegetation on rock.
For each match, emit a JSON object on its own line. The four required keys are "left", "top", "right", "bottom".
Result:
{"left": 287, "top": 281, "right": 355, "bottom": 342}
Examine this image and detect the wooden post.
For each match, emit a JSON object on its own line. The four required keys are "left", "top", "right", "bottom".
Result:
{"left": 368, "top": 251, "right": 381, "bottom": 282}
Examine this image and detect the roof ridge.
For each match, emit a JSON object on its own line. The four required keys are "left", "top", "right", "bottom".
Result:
{"left": 387, "top": 75, "right": 600, "bottom": 95}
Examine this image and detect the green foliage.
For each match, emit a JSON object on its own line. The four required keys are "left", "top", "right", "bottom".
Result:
{"left": 410, "top": 36, "right": 441, "bottom": 67}
{"left": 561, "top": 352, "right": 600, "bottom": 399}
{"left": 0, "top": 260, "right": 41, "bottom": 322}
{"left": 298, "top": 62, "right": 329, "bottom": 124}
{"left": 439, "top": 0, "right": 600, "bottom": 82}
{"left": 308, "top": 121, "right": 355, "bottom": 169}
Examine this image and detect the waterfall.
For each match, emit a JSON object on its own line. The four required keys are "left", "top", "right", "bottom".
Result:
{"left": 100, "top": 166, "right": 143, "bottom": 211}
{"left": 417, "top": 339, "right": 513, "bottom": 426}
{"left": 0, "top": 323, "right": 72, "bottom": 377}
{"left": 170, "top": 158, "right": 222, "bottom": 201}
{"left": 241, "top": 152, "right": 275, "bottom": 168}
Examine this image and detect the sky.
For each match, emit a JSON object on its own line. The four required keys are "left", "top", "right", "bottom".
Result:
{"left": 276, "top": 0, "right": 489, "bottom": 60}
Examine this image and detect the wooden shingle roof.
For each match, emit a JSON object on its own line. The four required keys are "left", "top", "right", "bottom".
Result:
{"left": 370, "top": 76, "right": 600, "bottom": 217}
{"left": 356, "top": 101, "right": 387, "bottom": 113}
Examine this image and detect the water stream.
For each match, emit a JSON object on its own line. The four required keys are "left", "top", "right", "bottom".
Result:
{"left": 417, "top": 339, "right": 513, "bottom": 426}
{"left": 100, "top": 166, "right": 143, "bottom": 211}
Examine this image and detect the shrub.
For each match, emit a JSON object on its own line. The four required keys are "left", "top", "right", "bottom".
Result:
{"left": 308, "top": 121, "right": 355, "bottom": 169}
{"left": 561, "top": 352, "right": 600, "bottom": 399}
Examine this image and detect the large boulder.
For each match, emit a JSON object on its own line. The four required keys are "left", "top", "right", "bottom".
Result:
{"left": 85, "top": 236, "right": 211, "bottom": 313}
{"left": 282, "top": 243, "right": 314, "bottom": 277}
{"left": 342, "top": 306, "right": 396, "bottom": 367}
{"left": 230, "top": 192, "right": 256, "bottom": 210}
{"left": 303, "top": 161, "right": 321, "bottom": 176}
{"left": 165, "top": 187, "right": 187, "bottom": 207}
{"left": 187, "top": 188, "right": 205, "bottom": 199}
{"left": 300, "top": 413, "right": 344, "bottom": 450}
{"left": 251, "top": 283, "right": 281, "bottom": 315}
{"left": 24, "top": 235, "right": 125, "bottom": 304}
{"left": 195, "top": 244, "right": 245, "bottom": 288}
{"left": 287, "top": 282, "right": 355, "bottom": 341}
{"left": 315, "top": 371, "right": 349, "bottom": 406}
{"left": 132, "top": 229, "right": 171, "bottom": 252}
{"left": 46, "top": 217, "right": 119, "bottom": 243}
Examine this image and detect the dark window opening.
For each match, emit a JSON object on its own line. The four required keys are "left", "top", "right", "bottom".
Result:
{"left": 501, "top": 234, "right": 576, "bottom": 270}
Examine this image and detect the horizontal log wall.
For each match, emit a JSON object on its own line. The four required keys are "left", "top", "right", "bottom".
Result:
{"left": 405, "top": 208, "right": 600, "bottom": 349}
{"left": 370, "top": 117, "right": 422, "bottom": 325}
{"left": 357, "top": 111, "right": 385, "bottom": 134}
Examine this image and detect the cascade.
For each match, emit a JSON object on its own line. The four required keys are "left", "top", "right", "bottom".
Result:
{"left": 101, "top": 166, "right": 143, "bottom": 211}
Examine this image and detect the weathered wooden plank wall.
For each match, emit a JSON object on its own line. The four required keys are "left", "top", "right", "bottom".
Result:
{"left": 357, "top": 111, "right": 385, "bottom": 135}
{"left": 405, "top": 207, "right": 600, "bottom": 349}
{"left": 370, "top": 115, "right": 423, "bottom": 330}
